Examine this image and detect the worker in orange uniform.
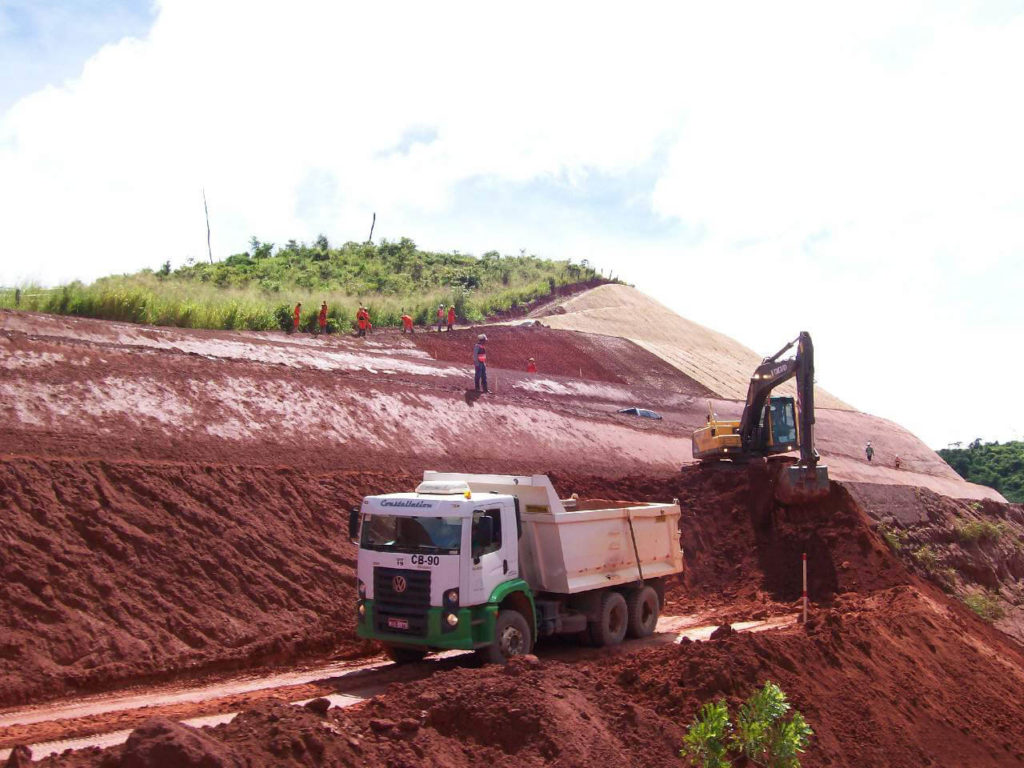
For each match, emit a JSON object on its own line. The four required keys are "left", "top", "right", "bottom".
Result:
{"left": 526, "top": 357, "right": 537, "bottom": 373}
{"left": 293, "top": 302, "right": 302, "bottom": 333}
{"left": 356, "top": 306, "right": 368, "bottom": 337}
{"left": 401, "top": 311, "right": 414, "bottom": 334}
{"left": 447, "top": 305, "right": 456, "bottom": 332}
{"left": 318, "top": 302, "right": 328, "bottom": 335}
{"left": 436, "top": 304, "right": 445, "bottom": 332}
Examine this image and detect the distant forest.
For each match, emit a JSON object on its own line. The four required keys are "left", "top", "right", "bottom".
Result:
{"left": 1, "top": 237, "right": 611, "bottom": 332}
{"left": 938, "top": 440, "right": 1024, "bottom": 503}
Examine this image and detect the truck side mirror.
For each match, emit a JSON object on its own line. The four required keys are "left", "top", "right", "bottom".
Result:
{"left": 348, "top": 507, "right": 360, "bottom": 542}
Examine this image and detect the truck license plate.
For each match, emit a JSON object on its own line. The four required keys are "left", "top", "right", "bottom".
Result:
{"left": 387, "top": 617, "right": 409, "bottom": 630}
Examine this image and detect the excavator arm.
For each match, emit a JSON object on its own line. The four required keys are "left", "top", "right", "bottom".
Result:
{"left": 690, "top": 330, "right": 828, "bottom": 503}
{"left": 737, "top": 331, "right": 819, "bottom": 468}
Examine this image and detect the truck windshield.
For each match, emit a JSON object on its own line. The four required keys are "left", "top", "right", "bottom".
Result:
{"left": 360, "top": 514, "right": 463, "bottom": 554}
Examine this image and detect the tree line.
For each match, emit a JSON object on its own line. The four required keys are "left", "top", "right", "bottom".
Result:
{"left": 938, "top": 439, "right": 1024, "bottom": 503}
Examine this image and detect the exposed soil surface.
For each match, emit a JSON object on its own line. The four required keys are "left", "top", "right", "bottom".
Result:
{"left": 0, "top": 309, "right": 998, "bottom": 498}
{"left": 3, "top": 301, "right": 1023, "bottom": 766}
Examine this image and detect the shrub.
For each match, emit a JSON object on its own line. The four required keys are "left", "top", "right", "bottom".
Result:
{"left": 682, "top": 683, "right": 813, "bottom": 768}
{"left": 963, "top": 591, "right": 1005, "bottom": 622}
{"left": 912, "top": 545, "right": 939, "bottom": 572}
{"left": 954, "top": 520, "right": 1003, "bottom": 545}
{"left": 879, "top": 525, "right": 905, "bottom": 552}
{"left": 273, "top": 304, "right": 293, "bottom": 332}
{"left": 681, "top": 700, "right": 731, "bottom": 768}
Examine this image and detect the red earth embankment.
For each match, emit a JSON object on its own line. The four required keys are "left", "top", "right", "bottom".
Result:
{"left": 0, "top": 457, "right": 407, "bottom": 706}
{"left": 0, "top": 451, "right": 972, "bottom": 712}
{"left": 19, "top": 464, "right": 1024, "bottom": 767}
{"left": 0, "top": 304, "right": 1011, "bottom": 709}
{"left": 27, "top": 584, "right": 1024, "bottom": 767}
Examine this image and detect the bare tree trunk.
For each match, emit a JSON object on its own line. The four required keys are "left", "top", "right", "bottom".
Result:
{"left": 367, "top": 212, "right": 376, "bottom": 244}
{"left": 203, "top": 188, "right": 213, "bottom": 264}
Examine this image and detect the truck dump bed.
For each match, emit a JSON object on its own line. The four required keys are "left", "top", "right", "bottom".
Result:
{"left": 422, "top": 472, "right": 684, "bottom": 595}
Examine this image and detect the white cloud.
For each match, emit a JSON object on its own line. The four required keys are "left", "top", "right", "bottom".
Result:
{"left": 0, "top": 0, "right": 1022, "bottom": 447}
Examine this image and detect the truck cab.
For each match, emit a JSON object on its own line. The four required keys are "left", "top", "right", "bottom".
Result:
{"left": 354, "top": 479, "right": 528, "bottom": 663}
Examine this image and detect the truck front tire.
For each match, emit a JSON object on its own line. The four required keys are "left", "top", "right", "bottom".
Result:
{"left": 626, "top": 585, "right": 660, "bottom": 638}
{"left": 480, "top": 609, "right": 532, "bottom": 664}
{"left": 590, "top": 590, "right": 628, "bottom": 647}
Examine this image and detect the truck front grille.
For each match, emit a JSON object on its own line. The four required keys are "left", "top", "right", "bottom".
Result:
{"left": 374, "top": 567, "right": 431, "bottom": 637}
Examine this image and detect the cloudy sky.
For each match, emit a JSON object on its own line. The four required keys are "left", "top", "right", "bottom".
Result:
{"left": 1, "top": 0, "right": 1021, "bottom": 449}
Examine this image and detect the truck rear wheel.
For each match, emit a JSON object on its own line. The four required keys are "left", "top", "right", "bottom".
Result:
{"left": 479, "top": 609, "right": 532, "bottom": 664}
{"left": 626, "top": 585, "right": 659, "bottom": 638}
{"left": 590, "top": 590, "right": 628, "bottom": 647}
{"left": 384, "top": 645, "right": 427, "bottom": 664}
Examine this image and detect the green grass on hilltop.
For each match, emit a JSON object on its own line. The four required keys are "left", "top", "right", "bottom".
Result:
{"left": 1, "top": 236, "right": 609, "bottom": 332}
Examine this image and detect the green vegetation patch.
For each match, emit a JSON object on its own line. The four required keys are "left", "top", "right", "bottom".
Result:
{"left": 938, "top": 439, "right": 1024, "bottom": 503}
{"left": 682, "top": 682, "right": 812, "bottom": 768}
{"left": 962, "top": 590, "right": 1005, "bottom": 623}
{"left": 879, "top": 524, "right": 906, "bottom": 553}
{"left": 911, "top": 544, "right": 940, "bottom": 572}
{"left": 1, "top": 236, "right": 608, "bottom": 332}
{"left": 954, "top": 519, "right": 1004, "bottom": 545}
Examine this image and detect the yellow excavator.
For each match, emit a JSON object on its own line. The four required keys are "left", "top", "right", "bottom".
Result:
{"left": 691, "top": 331, "right": 830, "bottom": 503}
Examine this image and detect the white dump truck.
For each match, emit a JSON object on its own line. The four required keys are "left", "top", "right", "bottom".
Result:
{"left": 349, "top": 472, "right": 684, "bottom": 663}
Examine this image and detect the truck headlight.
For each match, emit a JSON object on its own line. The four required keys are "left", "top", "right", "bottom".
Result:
{"left": 358, "top": 603, "right": 366, "bottom": 617}
{"left": 445, "top": 612, "right": 459, "bottom": 627}
{"left": 444, "top": 589, "right": 459, "bottom": 608}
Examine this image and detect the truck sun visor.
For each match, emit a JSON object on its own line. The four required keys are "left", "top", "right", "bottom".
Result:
{"left": 415, "top": 480, "right": 472, "bottom": 495}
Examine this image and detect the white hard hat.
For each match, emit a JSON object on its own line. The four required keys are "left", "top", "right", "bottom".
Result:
{"left": 478, "top": 333, "right": 487, "bottom": 341}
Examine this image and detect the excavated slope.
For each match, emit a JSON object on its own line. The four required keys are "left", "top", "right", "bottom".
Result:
{"left": 0, "top": 309, "right": 997, "bottom": 500}
{"left": 535, "top": 283, "right": 852, "bottom": 408}
{"left": 0, "top": 304, "right": 1007, "bottom": 709}
{"left": 15, "top": 468, "right": 1024, "bottom": 768}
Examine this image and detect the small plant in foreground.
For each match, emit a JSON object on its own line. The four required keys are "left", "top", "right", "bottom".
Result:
{"left": 681, "top": 700, "right": 731, "bottom": 768}
{"left": 682, "top": 682, "right": 813, "bottom": 768}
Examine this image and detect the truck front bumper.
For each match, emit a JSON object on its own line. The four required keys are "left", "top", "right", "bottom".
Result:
{"left": 356, "top": 600, "right": 498, "bottom": 650}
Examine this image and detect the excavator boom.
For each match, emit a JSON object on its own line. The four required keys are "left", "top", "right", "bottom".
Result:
{"left": 691, "top": 331, "right": 829, "bottom": 503}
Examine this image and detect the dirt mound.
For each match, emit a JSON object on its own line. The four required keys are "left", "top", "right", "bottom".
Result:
{"left": 846, "top": 482, "right": 1024, "bottom": 645}
{"left": 0, "top": 457, "right": 410, "bottom": 706}
{"left": 118, "top": 718, "right": 245, "bottom": 768}
{"left": 556, "top": 464, "right": 905, "bottom": 617}
{"left": 0, "top": 449, "right": 1001, "bottom": 710}
{"left": 30, "top": 587, "right": 1024, "bottom": 767}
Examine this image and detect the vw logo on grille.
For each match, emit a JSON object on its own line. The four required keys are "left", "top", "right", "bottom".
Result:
{"left": 392, "top": 575, "right": 407, "bottom": 593}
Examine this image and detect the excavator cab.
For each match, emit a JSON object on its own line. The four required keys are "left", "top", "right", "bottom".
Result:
{"left": 766, "top": 396, "right": 797, "bottom": 450}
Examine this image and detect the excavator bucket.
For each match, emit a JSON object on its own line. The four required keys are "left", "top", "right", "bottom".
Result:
{"left": 775, "top": 464, "right": 830, "bottom": 505}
